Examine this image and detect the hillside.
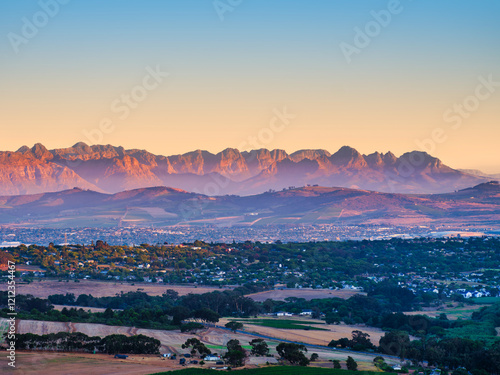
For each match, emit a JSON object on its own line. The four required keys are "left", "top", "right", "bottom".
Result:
{"left": 0, "top": 182, "right": 498, "bottom": 228}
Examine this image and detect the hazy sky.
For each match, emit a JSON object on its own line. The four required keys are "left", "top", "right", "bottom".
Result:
{"left": 1, "top": 0, "right": 499, "bottom": 172}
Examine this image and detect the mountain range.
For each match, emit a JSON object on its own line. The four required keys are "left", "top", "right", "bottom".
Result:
{"left": 0, "top": 142, "right": 494, "bottom": 196}
{"left": 0, "top": 181, "right": 498, "bottom": 228}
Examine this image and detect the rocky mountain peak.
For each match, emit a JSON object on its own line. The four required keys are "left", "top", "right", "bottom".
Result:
{"left": 31, "top": 143, "right": 52, "bottom": 160}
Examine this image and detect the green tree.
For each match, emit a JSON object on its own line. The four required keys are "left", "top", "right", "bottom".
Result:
{"left": 346, "top": 356, "right": 358, "bottom": 371}
{"left": 225, "top": 321, "right": 243, "bottom": 333}
{"left": 170, "top": 305, "right": 192, "bottom": 325}
{"left": 193, "top": 307, "right": 220, "bottom": 323}
{"left": 328, "top": 337, "right": 350, "bottom": 348}
{"left": 325, "top": 312, "right": 341, "bottom": 324}
{"left": 223, "top": 339, "right": 246, "bottom": 367}
{"left": 250, "top": 339, "right": 269, "bottom": 356}
{"left": 182, "top": 338, "right": 211, "bottom": 357}
{"left": 379, "top": 331, "right": 410, "bottom": 360}
{"left": 373, "top": 356, "right": 385, "bottom": 368}
{"left": 103, "top": 307, "right": 114, "bottom": 319}
{"left": 276, "top": 343, "right": 310, "bottom": 366}
{"left": 351, "top": 330, "right": 376, "bottom": 351}
{"left": 180, "top": 322, "right": 204, "bottom": 333}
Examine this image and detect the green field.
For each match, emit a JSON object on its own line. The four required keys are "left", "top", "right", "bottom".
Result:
{"left": 444, "top": 321, "right": 498, "bottom": 343}
{"left": 441, "top": 307, "right": 486, "bottom": 320}
{"left": 233, "top": 319, "right": 328, "bottom": 330}
{"left": 472, "top": 297, "right": 500, "bottom": 304}
{"left": 152, "top": 367, "right": 383, "bottom": 375}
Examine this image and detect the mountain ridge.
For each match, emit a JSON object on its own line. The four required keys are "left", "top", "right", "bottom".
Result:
{"left": 0, "top": 142, "right": 492, "bottom": 196}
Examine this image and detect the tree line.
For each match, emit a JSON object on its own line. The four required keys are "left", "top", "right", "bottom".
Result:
{"left": 326, "top": 327, "right": 500, "bottom": 374}
{"left": 0, "top": 287, "right": 473, "bottom": 335}
{"left": 11, "top": 332, "right": 160, "bottom": 354}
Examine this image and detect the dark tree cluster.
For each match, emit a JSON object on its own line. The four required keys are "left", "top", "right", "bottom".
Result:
{"left": 249, "top": 339, "right": 269, "bottom": 356}
{"left": 182, "top": 338, "right": 211, "bottom": 357}
{"left": 328, "top": 330, "right": 376, "bottom": 351}
{"left": 48, "top": 288, "right": 259, "bottom": 318}
{"left": 12, "top": 332, "right": 160, "bottom": 354}
{"left": 223, "top": 339, "right": 247, "bottom": 367}
{"left": 225, "top": 321, "right": 244, "bottom": 332}
{"left": 379, "top": 330, "right": 500, "bottom": 374}
{"left": 276, "top": 343, "right": 310, "bottom": 366}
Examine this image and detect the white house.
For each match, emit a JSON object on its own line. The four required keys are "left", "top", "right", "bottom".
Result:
{"left": 204, "top": 355, "right": 221, "bottom": 361}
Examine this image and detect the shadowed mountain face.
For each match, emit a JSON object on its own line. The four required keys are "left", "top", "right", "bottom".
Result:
{"left": 0, "top": 143, "right": 489, "bottom": 196}
{"left": 0, "top": 182, "right": 498, "bottom": 228}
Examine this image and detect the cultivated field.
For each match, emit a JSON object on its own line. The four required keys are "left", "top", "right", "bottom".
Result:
{"left": 218, "top": 317, "right": 386, "bottom": 346}
{"left": 247, "top": 289, "right": 364, "bottom": 302}
{"left": 1, "top": 318, "right": 387, "bottom": 374}
{"left": 15, "top": 280, "right": 226, "bottom": 298}
{"left": 404, "top": 303, "right": 488, "bottom": 320}
{"left": 0, "top": 351, "right": 186, "bottom": 375}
